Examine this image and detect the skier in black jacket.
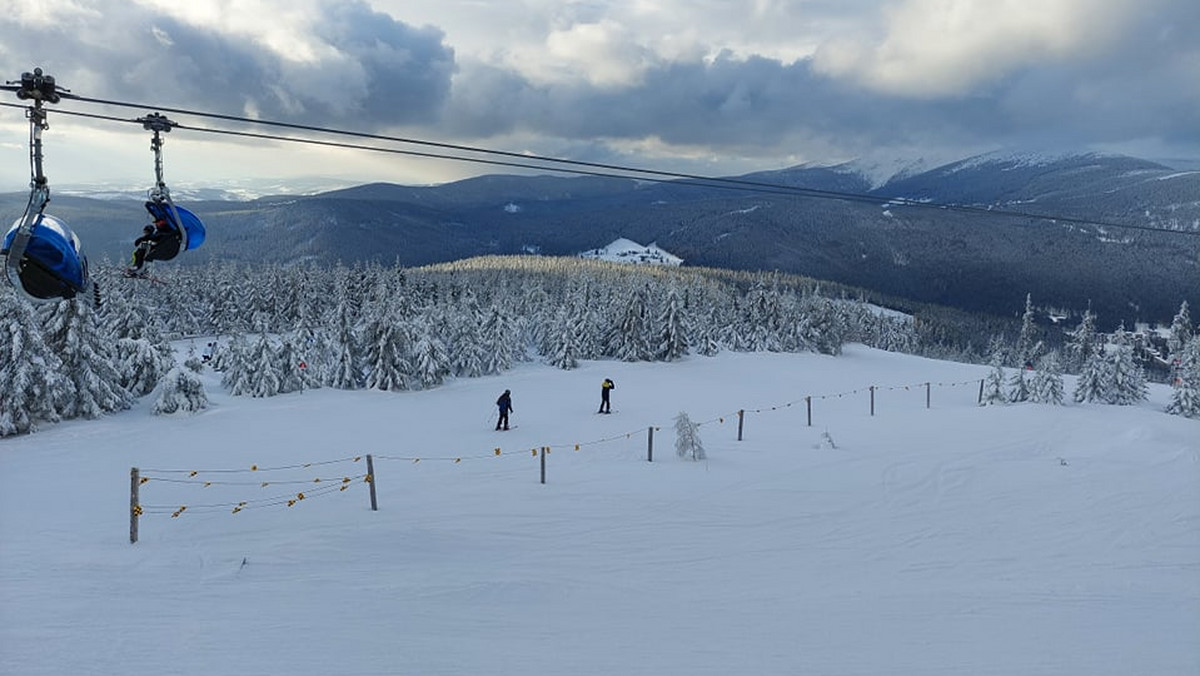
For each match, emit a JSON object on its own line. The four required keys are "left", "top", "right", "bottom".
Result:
{"left": 495, "top": 389, "right": 513, "bottom": 430}
{"left": 598, "top": 378, "right": 615, "bottom": 413}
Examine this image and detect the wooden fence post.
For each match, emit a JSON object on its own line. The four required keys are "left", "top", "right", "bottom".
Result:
{"left": 806, "top": 396, "right": 812, "bottom": 427}
{"left": 926, "top": 382, "right": 931, "bottom": 409}
{"left": 978, "top": 379, "right": 984, "bottom": 405}
{"left": 737, "top": 409, "right": 745, "bottom": 441}
{"left": 366, "top": 454, "right": 378, "bottom": 511}
{"left": 870, "top": 386, "right": 876, "bottom": 416}
{"left": 540, "top": 447, "right": 547, "bottom": 484}
{"left": 647, "top": 426, "right": 654, "bottom": 462}
{"left": 130, "top": 467, "right": 140, "bottom": 544}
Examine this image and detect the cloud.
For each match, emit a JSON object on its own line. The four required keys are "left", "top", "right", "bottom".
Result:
{"left": 811, "top": 0, "right": 1145, "bottom": 98}
{"left": 1, "top": 0, "right": 1196, "bottom": 187}
{"left": 441, "top": 0, "right": 1200, "bottom": 168}
{"left": 0, "top": 0, "right": 455, "bottom": 127}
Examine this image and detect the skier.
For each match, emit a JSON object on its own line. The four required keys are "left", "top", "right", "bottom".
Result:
{"left": 598, "top": 378, "right": 615, "bottom": 413}
{"left": 495, "top": 389, "right": 513, "bottom": 430}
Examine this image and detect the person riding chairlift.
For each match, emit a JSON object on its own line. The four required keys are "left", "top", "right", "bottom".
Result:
{"left": 127, "top": 217, "right": 180, "bottom": 274}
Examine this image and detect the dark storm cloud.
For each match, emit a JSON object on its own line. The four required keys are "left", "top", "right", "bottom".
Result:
{"left": 310, "top": 1, "right": 457, "bottom": 125}
{"left": 0, "top": 0, "right": 454, "bottom": 128}
{"left": 443, "top": 7, "right": 1200, "bottom": 164}
{"left": 444, "top": 53, "right": 1006, "bottom": 157}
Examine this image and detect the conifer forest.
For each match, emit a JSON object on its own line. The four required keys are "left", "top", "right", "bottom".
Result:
{"left": 1, "top": 256, "right": 1197, "bottom": 437}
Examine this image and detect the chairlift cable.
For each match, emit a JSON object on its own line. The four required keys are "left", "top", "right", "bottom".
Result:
{"left": 0, "top": 95, "right": 1197, "bottom": 239}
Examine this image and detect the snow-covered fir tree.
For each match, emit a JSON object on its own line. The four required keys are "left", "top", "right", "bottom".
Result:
{"left": 1106, "top": 325, "right": 1148, "bottom": 405}
{"left": 273, "top": 334, "right": 313, "bottom": 394}
{"left": 220, "top": 333, "right": 256, "bottom": 396}
{"left": 115, "top": 337, "right": 175, "bottom": 397}
{"left": 1013, "top": 293, "right": 1043, "bottom": 368}
{"left": 1167, "top": 301, "right": 1194, "bottom": 377}
{"left": 412, "top": 319, "right": 452, "bottom": 388}
{"left": 607, "top": 284, "right": 652, "bottom": 361}
{"left": 361, "top": 311, "right": 413, "bottom": 391}
{"left": 246, "top": 330, "right": 283, "bottom": 398}
{"left": 1066, "top": 308, "right": 1098, "bottom": 373}
{"left": 326, "top": 296, "right": 362, "bottom": 390}
{"left": 42, "top": 298, "right": 131, "bottom": 419}
{"left": 1030, "top": 352, "right": 1065, "bottom": 405}
{"left": 1166, "top": 337, "right": 1200, "bottom": 418}
{"left": 674, "top": 412, "right": 706, "bottom": 461}
{"left": 980, "top": 350, "right": 1008, "bottom": 406}
{"left": 152, "top": 365, "right": 209, "bottom": 415}
{"left": 690, "top": 308, "right": 723, "bottom": 357}
{"left": 741, "top": 279, "right": 783, "bottom": 352}
{"left": 447, "top": 289, "right": 487, "bottom": 378}
{"left": 652, "top": 286, "right": 688, "bottom": 361}
{"left": 0, "top": 290, "right": 63, "bottom": 436}
{"left": 481, "top": 305, "right": 516, "bottom": 375}
{"left": 794, "top": 292, "right": 844, "bottom": 356}
{"left": 1008, "top": 363, "right": 1032, "bottom": 403}
{"left": 546, "top": 305, "right": 581, "bottom": 370}
{"left": 1073, "top": 349, "right": 1111, "bottom": 404}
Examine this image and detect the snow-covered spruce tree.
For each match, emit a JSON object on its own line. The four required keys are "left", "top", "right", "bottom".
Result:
{"left": 481, "top": 304, "right": 516, "bottom": 375}
{"left": 447, "top": 288, "right": 487, "bottom": 378}
{"left": 652, "top": 286, "right": 689, "bottom": 361}
{"left": 607, "top": 284, "right": 652, "bottom": 361}
{"left": 1013, "top": 293, "right": 1043, "bottom": 368}
{"left": 1106, "top": 326, "right": 1148, "bottom": 405}
{"left": 412, "top": 318, "right": 452, "bottom": 388}
{"left": 326, "top": 296, "right": 363, "bottom": 390}
{"left": 116, "top": 337, "right": 175, "bottom": 397}
{"left": 1166, "top": 337, "right": 1200, "bottom": 418}
{"left": 1030, "top": 352, "right": 1065, "bottom": 405}
{"left": 1073, "top": 349, "right": 1111, "bottom": 404}
{"left": 741, "top": 279, "right": 782, "bottom": 352}
{"left": 361, "top": 312, "right": 413, "bottom": 391}
{"left": 1008, "top": 363, "right": 1032, "bottom": 403}
{"left": 690, "top": 310, "right": 722, "bottom": 357}
{"left": 674, "top": 412, "right": 706, "bottom": 461}
{"left": 220, "top": 333, "right": 256, "bottom": 397}
{"left": 273, "top": 334, "right": 309, "bottom": 395}
{"left": 0, "top": 290, "right": 64, "bottom": 436}
{"left": 246, "top": 330, "right": 283, "bottom": 398}
{"left": 1167, "top": 301, "right": 1194, "bottom": 377}
{"left": 1066, "top": 308, "right": 1098, "bottom": 373}
{"left": 290, "top": 301, "right": 330, "bottom": 389}
{"left": 545, "top": 305, "right": 581, "bottom": 370}
{"left": 980, "top": 350, "right": 1008, "bottom": 406}
{"left": 794, "top": 292, "right": 845, "bottom": 356}
{"left": 42, "top": 298, "right": 132, "bottom": 419}
{"left": 152, "top": 365, "right": 209, "bottom": 415}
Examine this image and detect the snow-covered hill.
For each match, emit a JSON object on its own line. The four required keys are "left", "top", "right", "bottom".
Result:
{"left": 1, "top": 345, "right": 1196, "bottom": 676}
{"left": 578, "top": 237, "right": 683, "bottom": 266}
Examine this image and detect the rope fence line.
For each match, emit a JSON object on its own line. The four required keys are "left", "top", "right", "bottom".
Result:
{"left": 140, "top": 476, "right": 367, "bottom": 516}
{"left": 129, "top": 375, "right": 986, "bottom": 543}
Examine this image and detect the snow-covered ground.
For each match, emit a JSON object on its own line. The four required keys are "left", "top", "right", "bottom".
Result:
{"left": 1, "top": 345, "right": 1197, "bottom": 676}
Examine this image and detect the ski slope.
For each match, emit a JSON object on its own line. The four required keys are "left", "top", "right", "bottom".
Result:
{"left": 1, "top": 345, "right": 1197, "bottom": 675}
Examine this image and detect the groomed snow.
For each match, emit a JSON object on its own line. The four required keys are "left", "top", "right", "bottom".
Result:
{"left": 1, "top": 345, "right": 1197, "bottom": 675}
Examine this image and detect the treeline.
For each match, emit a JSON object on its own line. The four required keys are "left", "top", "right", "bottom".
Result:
{"left": 2, "top": 257, "right": 1196, "bottom": 437}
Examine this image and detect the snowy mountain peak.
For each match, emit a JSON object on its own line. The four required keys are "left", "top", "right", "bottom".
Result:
{"left": 578, "top": 238, "right": 683, "bottom": 266}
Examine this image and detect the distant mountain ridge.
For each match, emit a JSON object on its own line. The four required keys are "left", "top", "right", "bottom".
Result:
{"left": 2, "top": 149, "right": 1196, "bottom": 327}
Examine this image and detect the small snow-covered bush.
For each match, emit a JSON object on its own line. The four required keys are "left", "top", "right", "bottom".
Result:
{"left": 674, "top": 411, "right": 706, "bottom": 461}
{"left": 153, "top": 366, "right": 210, "bottom": 415}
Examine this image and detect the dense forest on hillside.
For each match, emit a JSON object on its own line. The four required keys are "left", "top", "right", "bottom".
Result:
{"left": 2, "top": 257, "right": 1197, "bottom": 436}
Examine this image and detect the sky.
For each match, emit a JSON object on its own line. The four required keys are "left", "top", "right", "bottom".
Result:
{"left": 0, "top": 0, "right": 1198, "bottom": 192}
{"left": 1, "top": 344, "right": 1197, "bottom": 675}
